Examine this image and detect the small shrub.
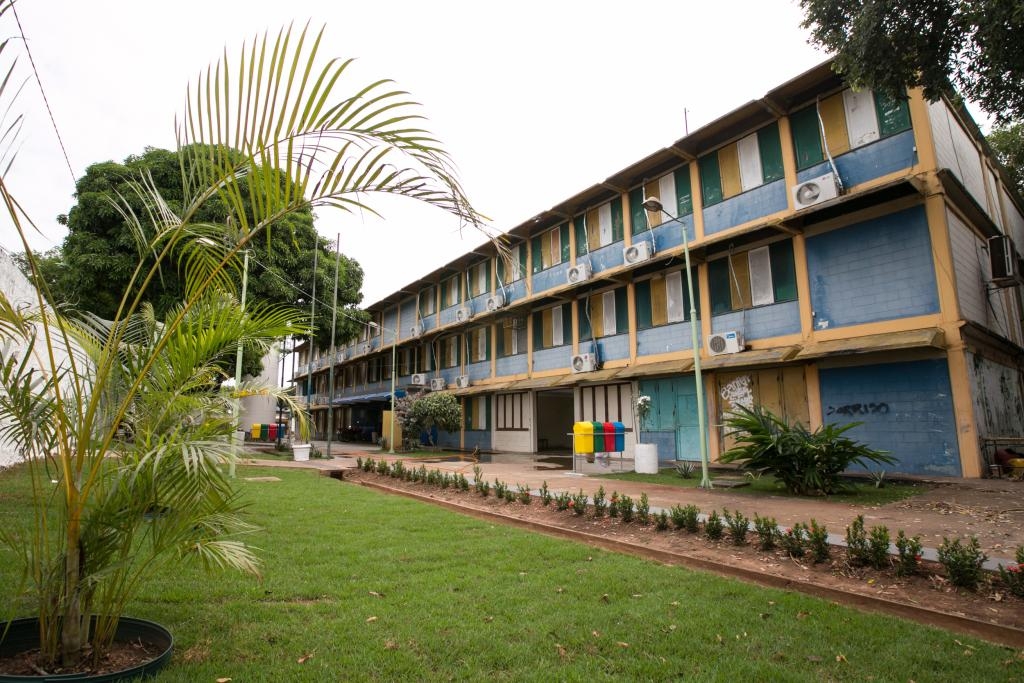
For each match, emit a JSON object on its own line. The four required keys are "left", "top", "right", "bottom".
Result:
{"left": 723, "top": 509, "right": 749, "bottom": 546}
{"left": 554, "top": 490, "right": 571, "bottom": 511}
{"left": 895, "top": 530, "right": 923, "bottom": 577}
{"left": 674, "top": 461, "right": 695, "bottom": 479}
{"left": 655, "top": 510, "right": 670, "bottom": 531}
{"left": 636, "top": 493, "right": 651, "bottom": 525}
{"left": 356, "top": 456, "right": 363, "bottom": 470}
{"left": 472, "top": 465, "right": 484, "bottom": 488}
{"left": 937, "top": 537, "right": 988, "bottom": 590}
{"left": 516, "top": 483, "right": 531, "bottom": 504}
{"left": 362, "top": 457, "right": 375, "bottom": 472}
{"left": 571, "top": 490, "right": 588, "bottom": 515}
{"left": 503, "top": 488, "right": 516, "bottom": 503}
{"left": 704, "top": 510, "right": 724, "bottom": 540}
{"left": 539, "top": 481, "right": 552, "bottom": 506}
{"left": 592, "top": 486, "right": 607, "bottom": 517}
{"left": 997, "top": 546, "right": 1024, "bottom": 598}
{"left": 376, "top": 459, "right": 389, "bottom": 476}
{"left": 869, "top": 470, "right": 886, "bottom": 489}
{"left": 416, "top": 465, "right": 428, "bottom": 482}
{"left": 781, "top": 523, "right": 808, "bottom": 558}
{"left": 439, "top": 472, "right": 452, "bottom": 489}
{"left": 493, "top": 480, "right": 508, "bottom": 499}
{"left": 617, "top": 494, "right": 634, "bottom": 523}
{"left": 477, "top": 479, "right": 490, "bottom": 498}
{"left": 753, "top": 514, "right": 777, "bottom": 551}
{"left": 808, "top": 519, "right": 830, "bottom": 564}
{"left": 845, "top": 515, "right": 870, "bottom": 566}
{"left": 609, "top": 492, "right": 620, "bottom": 518}
{"left": 868, "top": 525, "right": 891, "bottom": 570}
{"left": 391, "top": 461, "right": 405, "bottom": 479}
{"left": 457, "top": 472, "right": 469, "bottom": 491}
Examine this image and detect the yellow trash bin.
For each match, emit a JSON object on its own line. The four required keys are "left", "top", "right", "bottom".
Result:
{"left": 573, "top": 421, "right": 594, "bottom": 455}
{"left": 251, "top": 423, "right": 261, "bottom": 440}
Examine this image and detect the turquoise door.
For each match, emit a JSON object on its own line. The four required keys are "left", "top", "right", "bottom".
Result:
{"left": 638, "top": 376, "right": 702, "bottom": 461}
{"left": 673, "top": 380, "right": 701, "bottom": 461}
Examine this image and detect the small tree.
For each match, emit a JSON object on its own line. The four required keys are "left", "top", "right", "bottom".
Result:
{"left": 402, "top": 392, "right": 463, "bottom": 448}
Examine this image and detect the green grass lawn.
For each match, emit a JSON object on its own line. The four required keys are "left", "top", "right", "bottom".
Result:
{"left": 0, "top": 464, "right": 1015, "bottom": 681}
{"left": 598, "top": 469, "right": 924, "bottom": 506}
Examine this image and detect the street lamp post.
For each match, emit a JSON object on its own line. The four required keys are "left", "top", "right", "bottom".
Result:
{"left": 370, "top": 322, "right": 397, "bottom": 455}
{"left": 229, "top": 249, "right": 249, "bottom": 479}
{"left": 640, "top": 198, "right": 713, "bottom": 489}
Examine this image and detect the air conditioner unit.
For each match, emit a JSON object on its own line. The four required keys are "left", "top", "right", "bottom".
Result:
{"left": 430, "top": 377, "right": 447, "bottom": 391}
{"left": 410, "top": 373, "right": 427, "bottom": 386}
{"left": 571, "top": 352, "right": 597, "bottom": 373}
{"left": 485, "top": 292, "right": 506, "bottom": 311}
{"left": 455, "top": 306, "right": 473, "bottom": 323}
{"left": 792, "top": 172, "right": 840, "bottom": 210}
{"left": 707, "top": 330, "right": 744, "bottom": 356}
{"left": 989, "top": 235, "right": 1023, "bottom": 287}
{"left": 567, "top": 262, "right": 592, "bottom": 285}
{"left": 455, "top": 375, "right": 471, "bottom": 389}
{"left": 623, "top": 241, "right": 653, "bottom": 265}
{"left": 359, "top": 342, "right": 370, "bottom": 355}
{"left": 410, "top": 321, "right": 424, "bottom": 338}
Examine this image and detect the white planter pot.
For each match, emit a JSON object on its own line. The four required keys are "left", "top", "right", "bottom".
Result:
{"left": 292, "top": 444, "right": 311, "bottom": 462}
{"left": 634, "top": 443, "right": 659, "bottom": 474}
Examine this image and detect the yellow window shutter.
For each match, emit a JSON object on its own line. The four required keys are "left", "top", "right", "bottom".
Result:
{"left": 651, "top": 276, "right": 668, "bottom": 326}
{"left": 729, "top": 252, "right": 752, "bottom": 310}
{"left": 818, "top": 92, "right": 851, "bottom": 156}
{"left": 590, "top": 294, "right": 604, "bottom": 338}
{"left": 718, "top": 143, "right": 742, "bottom": 199}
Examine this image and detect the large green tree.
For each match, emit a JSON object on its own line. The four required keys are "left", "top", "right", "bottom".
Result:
{"left": 799, "top": 0, "right": 1024, "bottom": 124}
{"left": 32, "top": 146, "right": 366, "bottom": 375}
{"left": 988, "top": 122, "right": 1024, "bottom": 197}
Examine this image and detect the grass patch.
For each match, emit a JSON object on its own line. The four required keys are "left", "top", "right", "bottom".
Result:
{"left": 599, "top": 469, "right": 924, "bottom": 505}
{"left": 0, "top": 464, "right": 1011, "bottom": 681}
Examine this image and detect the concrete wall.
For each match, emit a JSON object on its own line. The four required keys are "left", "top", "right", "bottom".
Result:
{"left": 967, "top": 353, "right": 1024, "bottom": 442}
{"left": 704, "top": 179, "right": 787, "bottom": 235}
{"left": 711, "top": 300, "right": 800, "bottom": 340}
{"left": 637, "top": 321, "right": 696, "bottom": 356}
{"left": 798, "top": 129, "right": 916, "bottom": 188}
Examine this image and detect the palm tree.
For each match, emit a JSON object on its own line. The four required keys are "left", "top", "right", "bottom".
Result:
{"left": 0, "top": 12, "right": 487, "bottom": 670}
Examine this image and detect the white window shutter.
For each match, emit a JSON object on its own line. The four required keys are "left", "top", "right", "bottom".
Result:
{"left": 843, "top": 88, "right": 879, "bottom": 148}
{"left": 747, "top": 246, "right": 774, "bottom": 307}
{"left": 602, "top": 290, "right": 616, "bottom": 334}
{"left": 551, "top": 305, "right": 563, "bottom": 347}
{"left": 665, "top": 271, "right": 685, "bottom": 322}
{"left": 737, "top": 133, "right": 764, "bottom": 192}
{"left": 598, "top": 203, "right": 613, "bottom": 246}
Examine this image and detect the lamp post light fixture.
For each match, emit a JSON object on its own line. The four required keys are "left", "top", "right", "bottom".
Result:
{"left": 639, "top": 197, "right": 712, "bottom": 489}
{"left": 369, "top": 322, "right": 397, "bottom": 455}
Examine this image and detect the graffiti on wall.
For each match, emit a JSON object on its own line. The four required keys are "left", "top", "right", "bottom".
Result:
{"left": 826, "top": 402, "right": 890, "bottom": 416}
{"left": 720, "top": 375, "right": 754, "bottom": 410}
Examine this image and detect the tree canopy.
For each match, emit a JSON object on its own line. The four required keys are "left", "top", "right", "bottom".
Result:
{"left": 988, "top": 122, "right": 1024, "bottom": 198}
{"left": 32, "top": 146, "right": 367, "bottom": 374}
{"left": 799, "top": 0, "right": 1024, "bottom": 124}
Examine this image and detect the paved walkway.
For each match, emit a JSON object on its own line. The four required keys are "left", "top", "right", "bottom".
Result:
{"left": 241, "top": 442, "right": 1024, "bottom": 567}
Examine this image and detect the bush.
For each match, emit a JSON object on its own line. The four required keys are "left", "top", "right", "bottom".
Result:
{"left": 895, "top": 530, "right": 923, "bottom": 577}
{"left": 636, "top": 493, "right": 651, "bottom": 525}
{"left": 998, "top": 546, "right": 1024, "bottom": 597}
{"left": 723, "top": 509, "right": 749, "bottom": 546}
{"left": 493, "top": 480, "right": 509, "bottom": 499}
{"left": 808, "top": 519, "right": 830, "bottom": 564}
{"left": 938, "top": 537, "right": 988, "bottom": 590}
{"left": 753, "top": 514, "right": 777, "bottom": 550}
{"left": 655, "top": 510, "right": 670, "bottom": 531}
{"left": 539, "top": 481, "right": 552, "bottom": 506}
{"left": 609, "top": 491, "right": 620, "bottom": 518}
{"left": 592, "top": 486, "right": 607, "bottom": 517}
{"left": 845, "top": 515, "right": 870, "bottom": 566}
{"left": 617, "top": 494, "right": 635, "bottom": 523}
{"left": 720, "top": 405, "right": 895, "bottom": 496}
{"left": 570, "top": 490, "right": 588, "bottom": 515}
{"left": 704, "top": 510, "right": 724, "bottom": 540}
{"left": 781, "top": 523, "right": 808, "bottom": 558}
{"left": 554, "top": 490, "right": 571, "bottom": 511}
{"left": 868, "top": 525, "right": 891, "bottom": 570}
{"left": 516, "top": 483, "right": 531, "bottom": 504}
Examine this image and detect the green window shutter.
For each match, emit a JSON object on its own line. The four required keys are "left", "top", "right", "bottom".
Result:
{"left": 484, "top": 395, "right": 491, "bottom": 430}
{"left": 610, "top": 198, "right": 624, "bottom": 242}
{"left": 457, "top": 277, "right": 463, "bottom": 303}
{"left": 699, "top": 154, "right": 723, "bottom": 207}
{"left": 440, "top": 280, "right": 448, "bottom": 308}
{"left": 496, "top": 256, "right": 505, "bottom": 283}
{"left": 685, "top": 267, "right": 700, "bottom": 321}
{"left": 874, "top": 91, "right": 911, "bottom": 137}
{"left": 484, "top": 326, "right": 491, "bottom": 361}
{"left": 561, "top": 303, "right": 572, "bottom": 344}
{"left": 464, "top": 397, "right": 472, "bottom": 430}
{"left": 486, "top": 260, "right": 492, "bottom": 293}
{"left": 635, "top": 280, "right": 653, "bottom": 329}
{"left": 455, "top": 337, "right": 461, "bottom": 365}
{"left": 531, "top": 235, "right": 543, "bottom": 274}
{"left": 532, "top": 311, "right": 543, "bottom": 349}
{"left": 559, "top": 223, "right": 570, "bottom": 263}
{"left": 574, "top": 216, "right": 588, "bottom": 256}
{"left": 496, "top": 326, "right": 506, "bottom": 356}
{"left": 629, "top": 187, "right": 646, "bottom": 235}
{"left": 758, "top": 122, "right": 785, "bottom": 183}
{"left": 674, "top": 167, "right": 693, "bottom": 216}
{"left": 791, "top": 107, "right": 824, "bottom": 170}
{"left": 578, "top": 299, "right": 592, "bottom": 340}
{"left": 614, "top": 287, "right": 628, "bottom": 334}
{"left": 518, "top": 245, "right": 527, "bottom": 278}
{"left": 769, "top": 240, "right": 798, "bottom": 302}
{"left": 708, "top": 258, "right": 733, "bottom": 314}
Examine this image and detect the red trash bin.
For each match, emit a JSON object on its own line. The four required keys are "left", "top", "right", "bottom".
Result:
{"left": 601, "top": 421, "right": 615, "bottom": 452}
{"left": 268, "top": 424, "right": 278, "bottom": 441}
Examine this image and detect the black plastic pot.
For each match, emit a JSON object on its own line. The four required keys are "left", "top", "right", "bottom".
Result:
{"left": 0, "top": 617, "right": 173, "bottom": 682}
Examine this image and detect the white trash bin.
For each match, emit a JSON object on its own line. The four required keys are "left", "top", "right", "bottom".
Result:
{"left": 292, "top": 444, "right": 311, "bottom": 462}
{"left": 634, "top": 443, "right": 659, "bottom": 474}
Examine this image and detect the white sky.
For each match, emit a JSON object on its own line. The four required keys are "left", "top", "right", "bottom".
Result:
{"left": 4, "top": 0, "right": 830, "bottom": 306}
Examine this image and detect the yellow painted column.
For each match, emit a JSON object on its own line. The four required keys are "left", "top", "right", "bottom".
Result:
{"left": 627, "top": 282, "right": 638, "bottom": 363}
{"left": 906, "top": 87, "right": 938, "bottom": 174}
{"left": 804, "top": 363, "right": 823, "bottom": 430}
{"left": 697, "top": 262, "right": 712, "bottom": 361}
{"left": 622, "top": 190, "right": 633, "bottom": 247}
{"left": 925, "top": 195, "right": 961, "bottom": 322}
{"left": 946, "top": 343, "right": 981, "bottom": 477}
{"left": 689, "top": 162, "right": 706, "bottom": 241}
{"left": 778, "top": 114, "right": 798, "bottom": 210}
{"left": 792, "top": 234, "right": 815, "bottom": 339}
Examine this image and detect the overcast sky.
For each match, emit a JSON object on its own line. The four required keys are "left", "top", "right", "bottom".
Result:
{"left": 4, "top": 0, "right": 831, "bottom": 305}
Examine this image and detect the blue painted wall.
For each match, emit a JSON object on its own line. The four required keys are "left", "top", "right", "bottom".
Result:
{"left": 421, "top": 313, "right": 437, "bottom": 334}
{"left": 703, "top": 179, "right": 787, "bottom": 235}
{"left": 595, "top": 334, "right": 629, "bottom": 363}
{"left": 497, "top": 279, "right": 526, "bottom": 304}
{"left": 398, "top": 299, "right": 417, "bottom": 341}
{"left": 711, "top": 300, "right": 800, "bottom": 340}
{"left": 637, "top": 321, "right": 696, "bottom": 356}
{"left": 463, "top": 430, "right": 491, "bottom": 451}
{"left": 806, "top": 205, "right": 938, "bottom": 329}
{"left": 645, "top": 215, "right": 693, "bottom": 253}
{"left": 496, "top": 354, "right": 528, "bottom": 377}
{"left": 586, "top": 240, "right": 626, "bottom": 273}
{"left": 533, "top": 346, "right": 570, "bottom": 372}
{"left": 382, "top": 309, "right": 399, "bottom": 344}
{"left": 798, "top": 130, "right": 917, "bottom": 187}
{"left": 467, "top": 360, "right": 491, "bottom": 382}
{"left": 818, "top": 359, "right": 960, "bottom": 476}
{"left": 532, "top": 263, "right": 570, "bottom": 293}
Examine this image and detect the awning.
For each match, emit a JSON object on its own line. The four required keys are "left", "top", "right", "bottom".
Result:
{"left": 616, "top": 358, "right": 694, "bottom": 379}
{"left": 332, "top": 390, "right": 405, "bottom": 405}
{"left": 796, "top": 328, "right": 944, "bottom": 360}
{"left": 555, "top": 367, "right": 623, "bottom": 386}
{"left": 503, "top": 375, "right": 564, "bottom": 391}
{"left": 699, "top": 345, "right": 801, "bottom": 370}
{"left": 453, "top": 382, "right": 512, "bottom": 396}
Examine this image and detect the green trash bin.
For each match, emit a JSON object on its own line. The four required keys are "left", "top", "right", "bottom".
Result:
{"left": 260, "top": 423, "right": 269, "bottom": 442}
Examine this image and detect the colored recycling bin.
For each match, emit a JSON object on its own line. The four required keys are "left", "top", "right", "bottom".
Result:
{"left": 591, "top": 422, "right": 604, "bottom": 451}
{"left": 601, "top": 421, "right": 615, "bottom": 452}
{"left": 268, "top": 424, "right": 278, "bottom": 441}
{"left": 573, "top": 421, "right": 594, "bottom": 454}
{"left": 260, "top": 423, "right": 269, "bottom": 441}
{"left": 612, "top": 422, "right": 625, "bottom": 452}
{"left": 251, "top": 423, "right": 260, "bottom": 440}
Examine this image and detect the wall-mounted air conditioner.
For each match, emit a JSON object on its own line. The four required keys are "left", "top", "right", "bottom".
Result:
{"left": 430, "top": 377, "right": 447, "bottom": 391}
{"left": 455, "top": 375, "right": 471, "bottom": 389}
{"left": 989, "top": 235, "right": 1023, "bottom": 287}
{"left": 567, "top": 262, "right": 592, "bottom": 285}
{"left": 571, "top": 352, "right": 597, "bottom": 373}
{"left": 486, "top": 292, "right": 506, "bottom": 311}
{"left": 410, "top": 373, "right": 427, "bottom": 386}
{"left": 455, "top": 306, "right": 473, "bottom": 323}
{"left": 707, "top": 331, "right": 744, "bottom": 356}
{"left": 623, "top": 241, "right": 653, "bottom": 265}
{"left": 410, "top": 321, "right": 424, "bottom": 338}
{"left": 792, "top": 172, "right": 840, "bottom": 210}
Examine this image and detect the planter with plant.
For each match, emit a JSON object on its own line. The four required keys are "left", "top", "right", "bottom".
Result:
{"left": 633, "top": 394, "right": 659, "bottom": 474}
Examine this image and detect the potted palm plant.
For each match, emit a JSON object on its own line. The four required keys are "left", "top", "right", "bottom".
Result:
{"left": 0, "top": 14, "right": 485, "bottom": 679}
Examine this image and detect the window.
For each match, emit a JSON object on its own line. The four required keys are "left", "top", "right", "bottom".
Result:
{"left": 699, "top": 122, "right": 785, "bottom": 207}
{"left": 791, "top": 88, "right": 912, "bottom": 170}
{"left": 440, "top": 275, "right": 461, "bottom": 309}
{"left": 357, "top": 362, "right": 367, "bottom": 386}
{"left": 709, "top": 241, "right": 797, "bottom": 314}
{"left": 441, "top": 336, "right": 461, "bottom": 369}
{"left": 574, "top": 198, "right": 624, "bottom": 255}
{"left": 383, "top": 354, "right": 393, "bottom": 380}
{"left": 464, "top": 395, "right": 490, "bottom": 431}
{"left": 635, "top": 269, "right": 699, "bottom": 329}
{"left": 468, "top": 327, "right": 490, "bottom": 363}
{"left": 419, "top": 286, "right": 436, "bottom": 316}
{"left": 418, "top": 344, "right": 433, "bottom": 373}
{"left": 496, "top": 393, "right": 526, "bottom": 430}
{"left": 630, "top": 168, "right": 693, "bottom": 235}
{"left": 578, "top": 384, "right": 630, "bottom": 423}
{"left": 497, "top": 320, "right": 527, "bottom": 357}
{"left": 531, "top": 224, "right": 570, "bottom": 273}
{"left": 369, "top": 357, "right": 381, "bottom": 383}
{"left": 532, "top": 302, "right": 572, "bottom": 349}
{"left": 468, "top": 260, "right": 490, "bottom": 298}
{"left": 579, "top": 287, "right": 628, "bottom": 340}
{"left": 497, "top": 243, "right": 527, "bottom": 283}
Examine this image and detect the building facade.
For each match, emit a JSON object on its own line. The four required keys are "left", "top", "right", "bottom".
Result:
{"left": 295, "top": 61, "right": 1024, "bottom": 478}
